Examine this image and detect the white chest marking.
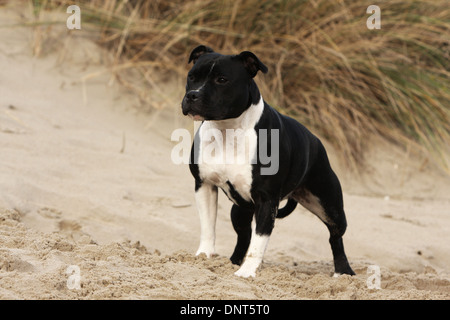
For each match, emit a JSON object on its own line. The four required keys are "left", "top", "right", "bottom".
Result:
{"left": 197, "top": 97, "right": 264, "bottom": 203}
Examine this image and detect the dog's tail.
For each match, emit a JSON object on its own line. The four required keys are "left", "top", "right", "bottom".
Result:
{"left": 277, "top": 198, "right": 297, "bottom": 219}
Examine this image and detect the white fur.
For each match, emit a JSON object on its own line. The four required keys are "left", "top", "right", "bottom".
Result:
{"left": 195, "top": 184, "right": 218, "bottom": 257}
{"left": 197, "top": 97, "right": 264, "bottom": 203}
{"left": 234, "top": 227, "right": 270, "bottom": 278}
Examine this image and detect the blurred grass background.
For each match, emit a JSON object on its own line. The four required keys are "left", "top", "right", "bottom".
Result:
{"left": 13, "top": 0, "right": 450, "bottom": 170}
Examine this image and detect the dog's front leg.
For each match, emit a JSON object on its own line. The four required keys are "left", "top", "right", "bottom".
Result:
{"left": 234, "top": 200, "right": 277, "bottom": 278}
{"left": 195, "top": 182, "right": 218, "bottom": 257}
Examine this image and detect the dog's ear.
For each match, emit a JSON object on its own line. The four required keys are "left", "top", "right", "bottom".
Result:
{"left": 188, "top": 45, "right": 214, "bottom": 64}
{"left": 237, "top": 51, "right": 268, "bottom": 77}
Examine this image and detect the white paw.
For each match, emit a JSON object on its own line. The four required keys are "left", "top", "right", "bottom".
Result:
{"left": 234, "top": 267, "right": 256, "bottom": 278}
{"left": 195, "top": 244, "right": 216, "bottom": 258}
{"left": 234, "top": 258, "right": 260, "bottom": 278}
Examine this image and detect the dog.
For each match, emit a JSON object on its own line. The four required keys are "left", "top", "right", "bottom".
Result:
{"left": 181, "top": 45, "right": 355, "bottom": 278}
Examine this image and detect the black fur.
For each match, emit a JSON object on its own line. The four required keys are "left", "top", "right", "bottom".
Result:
{"left": 184, "top": 46, "right": 355, "bottom": 276}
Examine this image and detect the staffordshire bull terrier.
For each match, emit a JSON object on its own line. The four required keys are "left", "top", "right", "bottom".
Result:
{"left": 182, "top": 45, "right": 355, "bottom": 278}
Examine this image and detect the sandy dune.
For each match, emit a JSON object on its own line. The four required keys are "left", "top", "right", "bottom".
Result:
{"left": 0, "top": 6, "right": 449, "bottom": 299}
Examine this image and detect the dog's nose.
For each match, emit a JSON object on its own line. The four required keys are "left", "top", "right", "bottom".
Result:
{"left": 186, "top": 90, "right": 199, "bottom": 103}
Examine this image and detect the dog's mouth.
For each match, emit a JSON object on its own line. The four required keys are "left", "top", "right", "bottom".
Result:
{"left": 182, "top": 99, "right": 205, "bottom": 121}
{"left": 188, "top": 113, "right": 205, "bottom": 121}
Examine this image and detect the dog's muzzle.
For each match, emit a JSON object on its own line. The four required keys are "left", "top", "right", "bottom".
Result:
{"left": 182, "top": 92, "right": 205, "bottom": 121}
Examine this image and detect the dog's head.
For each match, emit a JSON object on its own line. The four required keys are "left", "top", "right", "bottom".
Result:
{"left": 181, "top": 45, "right": 268, "bottom": 121}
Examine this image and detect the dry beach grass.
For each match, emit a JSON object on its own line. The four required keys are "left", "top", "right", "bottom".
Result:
{"left": 27, "top": 0, "right": 450, "bottom": 170}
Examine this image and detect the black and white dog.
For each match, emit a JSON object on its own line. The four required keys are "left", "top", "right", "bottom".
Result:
{"left": 181, "top": 45, "right": 355, "bottom": 278}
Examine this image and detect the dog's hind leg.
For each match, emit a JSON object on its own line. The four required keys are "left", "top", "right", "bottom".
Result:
{"left": 294, "top": 185, "right": 354, "bottom": 276}
{"left": 293, "top": 144, "right": 355, "bottom": 276}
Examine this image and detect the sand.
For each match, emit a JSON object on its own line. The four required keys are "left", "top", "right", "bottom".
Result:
{"left": 0, "top": 5, "right": 449, "bottom": 300}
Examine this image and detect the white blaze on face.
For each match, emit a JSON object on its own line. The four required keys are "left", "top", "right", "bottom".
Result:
{"left": 187, "top": 61, "right": 216, "bottom": 95}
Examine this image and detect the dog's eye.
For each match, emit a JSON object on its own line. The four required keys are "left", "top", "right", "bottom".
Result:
{"left": 188, "top": 74, "right": 195, "bottom": 81}
{"left": 215, "top": 76, "right": 228, "bottom": 84}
